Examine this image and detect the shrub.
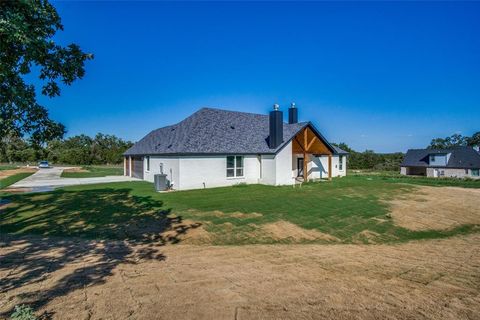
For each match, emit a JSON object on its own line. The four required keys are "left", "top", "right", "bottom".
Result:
{"left": 10, "top": 305, "right": 37, "bottom": 320}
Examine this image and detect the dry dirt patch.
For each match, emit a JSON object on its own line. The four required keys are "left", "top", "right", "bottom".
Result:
{"left": 389, "top": 186, "right": 480, "bottom": 230}
{"left": 0, "top": 187, "right": 33, "bottom": 193}
{"left": 192, "top": 209, "right": 263, "bottom": 219}
{"left": 164, "top": 219, "right": 212, "bottom": 244}
{"left": 120, "top": 216, "right": 212, "bottom": 244}
{"left": 0, "top": 234, "right": 479, "bottom": 320}
{"left": 352, "top": 230, "right": 382, "bottom": 244}
{"left": 62, "top": 167, "right": 88, "bottom": 173}
{"left": 261, "top": 220, "right": 339, "bottom": 242}
{"left": 0, "top": 167, "right": 36, "bottom": 179}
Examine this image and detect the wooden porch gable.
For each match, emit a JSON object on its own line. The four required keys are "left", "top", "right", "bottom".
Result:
{"left": 292, "top": 126, "right": 333, "bottom": 180}
{"left": 292, "top": 126, "right": 332, "bottom": 155}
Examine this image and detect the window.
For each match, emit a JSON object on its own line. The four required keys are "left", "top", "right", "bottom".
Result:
{"left": 227, "top": 156, "right": 244, "bottom": 177}
{"left": 430, "top": 155, "right": 435, "bottom": 163}
{"left": 472, "top": 169, "right": 479, "bottom": 177}
{"left": 146, "top": 156, "right": 150, "bottom": 171}
{"left": 339, "top": 156, "right": 344, "bottom": 170}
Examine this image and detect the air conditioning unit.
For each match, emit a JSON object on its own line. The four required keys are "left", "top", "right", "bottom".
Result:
{"left": 154, "top": 174, "right": 168, "bottom": 191}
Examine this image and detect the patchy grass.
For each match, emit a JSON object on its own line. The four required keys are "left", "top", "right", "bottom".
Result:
{"left": 355, "top": 173, "right": 480, "bottom": 188}
{"left": 61, "top": 166, "right": 123, "bottom": 178}
{"left": 0, "top": 165, "right": 18, "bottom": 171}
{"left": 1, "top": 176, "right": 478, "bottom": 244}
{"left": 0, "top": 172, "right": 35, "bottom": 190}
{"left": 351, "top": 170, "right": 480, "bottom": 187}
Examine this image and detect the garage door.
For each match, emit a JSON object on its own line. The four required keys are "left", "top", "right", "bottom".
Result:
{"left": 132, "top": 156, "right": 144, "bottom": 179}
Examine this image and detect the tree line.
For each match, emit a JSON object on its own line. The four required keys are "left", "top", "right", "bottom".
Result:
{"left": 0, "top": 134, "right": 133, "bottom": 165}
{"left": 333, "top": 131, "right": 479, "bottom": 171}
{"left": 428, "top": 132, "right": 480, "bottom": 149}
{"left": 332, "top": 143, "right": 404, "bottom": 171}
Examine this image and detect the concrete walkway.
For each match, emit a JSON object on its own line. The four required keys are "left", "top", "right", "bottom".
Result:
{"left": 11, "top": 167, "right": 138, "bottom": 189}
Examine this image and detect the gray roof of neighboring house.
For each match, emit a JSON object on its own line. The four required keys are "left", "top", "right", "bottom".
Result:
{"left": 401, "top": 147, "right": 480, "bottom": 169}
{"left": 332, "top": 145, "right": 349, "bottom": 155}
{"left": 124, "top": 107, "right": 337, "bottom": 156}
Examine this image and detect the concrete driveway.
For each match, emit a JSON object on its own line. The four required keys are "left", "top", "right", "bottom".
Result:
{"left": 10, "top": 167, "right": 138, "bottom": 189}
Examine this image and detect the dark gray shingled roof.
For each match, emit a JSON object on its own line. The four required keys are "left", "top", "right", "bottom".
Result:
{"left": 332, "top": 145, "right": 349, "bottom": 155}
{"left": 401, "top": 147, "right": 480, "bottom": 169}
{"left": 125, "top": 107, "right": 337, "bottom": 156}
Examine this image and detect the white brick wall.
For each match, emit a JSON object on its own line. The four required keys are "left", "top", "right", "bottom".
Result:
{"left": 427, "top": 167, "right": 480, "bottom": 179}
{"left": 139, "top": 141, "right": 349, "bottom": 190}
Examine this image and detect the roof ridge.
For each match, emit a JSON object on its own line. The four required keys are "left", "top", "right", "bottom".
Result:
{"left": 407, "top": 148, "right": 452, "bottom": 151}
{"left": 199, "top": 106, "right": 269, "bottom": 117}
{"left": 197, "top": 107, "right": 309, "bottom": 126}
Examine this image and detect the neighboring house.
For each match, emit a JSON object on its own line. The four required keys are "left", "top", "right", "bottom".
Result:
{"left": 124, "top": 104, "right": 348, "bottom": 190}
{"left": 400, "top": 146, "right": 480, "bottom": 179}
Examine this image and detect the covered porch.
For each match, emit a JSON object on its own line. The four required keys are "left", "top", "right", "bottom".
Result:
{"left": 292, "top": 126, "right": 333, "bottom": 182}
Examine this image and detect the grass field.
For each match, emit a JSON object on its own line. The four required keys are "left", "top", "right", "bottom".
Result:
{"left": 0, "top": 165, "right": 18, "bottom": 171}
{"left": 0, "top": 172, "right": 35, "bottom": 190}
{"left": 353, "top": 170, "right": 480, "bottom": 188}
{"left": 1, "top": 175, "right": 478, "bottom": 244}
{"left": 60, "top": 165, "right": 123, "bottom": 178}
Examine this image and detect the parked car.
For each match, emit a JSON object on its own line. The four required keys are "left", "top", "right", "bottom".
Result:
{"left": 38, "top": 161, "right": 51, "bottom": 168}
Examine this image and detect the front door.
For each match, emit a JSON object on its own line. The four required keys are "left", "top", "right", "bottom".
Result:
{"left": 297, "top": 158, "right": 304, "bottom": 178}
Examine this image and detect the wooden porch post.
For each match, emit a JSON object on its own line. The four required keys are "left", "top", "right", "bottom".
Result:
{"left": 303, "top": 129, "right": 308, "bottom": 181}
{"left": 303, "top": 151, "right": 308, "bottom": 181}
{"left": 124, "top": 157, "right": 127, "bottom": 176}
{"left": 328, "top": 154, "right": 332, "bottom": 180}
{"left": 129, "top": 156, "right": 133, "bottom": 177}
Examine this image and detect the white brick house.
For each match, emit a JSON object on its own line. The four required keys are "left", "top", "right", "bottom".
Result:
{"left": 124, "top": 105, "right": 348, "bottom": 190}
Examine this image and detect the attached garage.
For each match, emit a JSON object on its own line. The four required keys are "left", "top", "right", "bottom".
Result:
{"left": 406, "top": 166, "right": 426, "bottom": 176}
{"left": 132, "top": 156, "right": 144, "bottom": 179}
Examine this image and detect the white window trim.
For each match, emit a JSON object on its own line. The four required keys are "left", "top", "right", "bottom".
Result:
{"left": 145, "top": 156, "right": 150, "bottom": 172}
{"left": 226, "top": 155, "right": 245, "bottom": 178}
{"left": 339, "top": 156, "right": 344, "bottom": 171}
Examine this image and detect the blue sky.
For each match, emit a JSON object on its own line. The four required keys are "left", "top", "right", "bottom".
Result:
{"left": 36, "top": 1, "right": 480, "bottom": 152}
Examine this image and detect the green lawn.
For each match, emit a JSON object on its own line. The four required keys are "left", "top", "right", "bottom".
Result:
{"left": 60, "top": 165, "right": 123, "bottom": 178}
{"left": 0, "top": 172, "right": 35, "bottom": 190}
{"left": 1, "top": 175, "right": 478, "bottom": 244}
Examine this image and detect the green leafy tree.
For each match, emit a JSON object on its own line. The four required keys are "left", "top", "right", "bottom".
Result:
{"left": 58, "top": 134, "right": 94, "bottom": 164}
{"left": 0, "top": 0, "right": 93, "bottom": 148}
{"left": 428, "top": 138, "right": 448, "bottom": 149}
{"left": 467, "top": 132, "right": 480, "bottom": 147}
{"left": 449, "top": 133, "right": 468, "bottom": 146}
{"left": 44, "top": 133, "right": 132, "bottom": 165}
{"left": 332, "top": 143, "right": 404, "bottom": 171}
{"left": 428, "top": 133, "right": 468, "bottom": 149}
{"left": 91, "top": 133, "right": 133, "bottom": 164}
{"left": 332, "top": 142, "right": 353, "bottom": 153}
